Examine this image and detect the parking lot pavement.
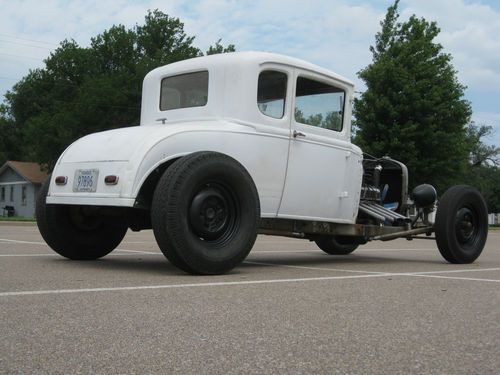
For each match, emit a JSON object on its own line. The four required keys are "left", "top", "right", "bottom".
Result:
{"left": 1, "top": 223, "right": 499, "bottom": 374}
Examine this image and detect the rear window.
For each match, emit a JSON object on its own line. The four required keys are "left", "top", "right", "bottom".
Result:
{"left": 160, "top": 71, "right": 209, "bottom": 111}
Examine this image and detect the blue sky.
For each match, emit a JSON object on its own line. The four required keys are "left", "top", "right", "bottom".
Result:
{"left": 1, "top": 0, "right": 499, "bottom": 146}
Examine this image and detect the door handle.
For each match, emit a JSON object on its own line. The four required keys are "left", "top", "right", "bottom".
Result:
{"left": 293, "top": 130, "right": 306, "bottom": 138}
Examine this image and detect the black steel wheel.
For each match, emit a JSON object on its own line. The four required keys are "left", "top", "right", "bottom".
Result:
{"left": 315, "top": 236, "right": 359, "bottom": 255}
{"left": 36, "top": 177, "right": 128, "bottom": 260}
{"left": 435, "top": 185, "right": 488, "bottom": 263}
{"left": 151, "top": 152, "right": 260, "bottom": 275}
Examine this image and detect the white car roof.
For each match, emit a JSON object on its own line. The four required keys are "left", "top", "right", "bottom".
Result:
{"left": 146, "top": 51, "right": 354, "bottom": 87}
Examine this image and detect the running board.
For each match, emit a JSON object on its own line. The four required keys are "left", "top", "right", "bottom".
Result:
{"left": 359, "top": 202, "right": 410, "bottom": 224}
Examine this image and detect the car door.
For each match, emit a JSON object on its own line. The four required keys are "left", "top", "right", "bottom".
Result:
{"left": 248, "top": 65, "right": 293, "bottom": 216}
{"left": 277, "top": 69, "right": 357, "bottom": 223}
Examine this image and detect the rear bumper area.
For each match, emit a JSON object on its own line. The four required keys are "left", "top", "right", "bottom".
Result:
{"left": 46, "top": 195, "right": 136, "bottom": 207}
{"left": 47, "top": 161, "right": 136, "bottom": 207}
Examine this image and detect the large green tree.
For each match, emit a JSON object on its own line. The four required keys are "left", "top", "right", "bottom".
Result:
{"left": 353, "top": 0, "right": 472, "bottom": 192}
{"left": 2, "top": 10, "right": 234, "bottom": 169}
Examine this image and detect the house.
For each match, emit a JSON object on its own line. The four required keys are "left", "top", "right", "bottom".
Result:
{"left": 0, "top": 161, "right": 48, "bottom": 218}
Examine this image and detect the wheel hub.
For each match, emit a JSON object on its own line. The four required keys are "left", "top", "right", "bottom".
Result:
{"left": 189, "top": 187, "right": 230, "bottom": 240}
{"left": 455, "top": 207, "right": 476, "bottom": 244}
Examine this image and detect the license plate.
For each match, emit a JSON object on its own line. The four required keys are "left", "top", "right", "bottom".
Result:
{"left": 73, "top": 169, "right": 99, "bottom": 192}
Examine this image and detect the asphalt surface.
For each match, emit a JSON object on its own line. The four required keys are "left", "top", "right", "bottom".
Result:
{"left": 1, "top": 222, "right": 499, "bottom": 374}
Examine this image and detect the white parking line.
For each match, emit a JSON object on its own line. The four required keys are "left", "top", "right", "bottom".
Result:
{"left": 245, "top": 261, "right": 500, "bottom": 277}
{"left": 0, "top": 253, "right": 159, "bottom": 257}
{"left": 0, "top": 273, "right": 396, "bottom": 297}
{"left": 0, "top": 253, "right": 59, "bottom": 257}
{"left": 115, "top": 249, "right": 160, "bottom": 255}
{"left": 2, "top": 267, "right": 499, "bottom": 297}
{"left": 244, "top": 260, "right": 389, "bottom": 275}
{"left": 411, "top": 267, "right": 500, "bottom": 275}
{"left": 0, "top": 238, "right": 45, "bottom": 245}
{"left": 410, "top": 274, "right": 500, "bottom": 283}
{"left": 121, "top": 241, "right": 157, "bottom": 244}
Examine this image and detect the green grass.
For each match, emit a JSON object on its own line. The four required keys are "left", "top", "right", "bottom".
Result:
{"left": 0, "top": 216, "right": 35, "bottom": 222}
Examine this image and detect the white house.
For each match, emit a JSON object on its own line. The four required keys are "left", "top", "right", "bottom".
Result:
{"left": 0, "top": 161, "right": 48, "bottom": 218}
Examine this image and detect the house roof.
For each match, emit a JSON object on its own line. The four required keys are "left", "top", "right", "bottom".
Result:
{"left": 0, "top": 161, "right": 49, "bottom": 184}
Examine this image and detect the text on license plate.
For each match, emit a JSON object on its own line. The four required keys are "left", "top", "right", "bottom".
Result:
{"left": 73, "top": 169, "right": 99, "bottom": 192}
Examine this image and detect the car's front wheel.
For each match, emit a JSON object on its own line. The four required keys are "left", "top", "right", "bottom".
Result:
{"left": 435, "top": 185, "right": 488, "bottom": 263}
{"left": 36, "top": 178, "right": 128, "bottom": 260}
{"left": 151, "top": 152, "right": 260, "bottom": 275}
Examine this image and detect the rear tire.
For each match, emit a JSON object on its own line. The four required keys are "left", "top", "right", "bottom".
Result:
{"left": 36, "top": 178, "right": 128, "bottom": 260}
{"left": 435, "top": 185, "right": 488, "bottom": 264}
{"left": 315, "top": 236, "right": 358, "bottom": 255}
{"left": 151, "top": 152, "right": 260, "bottom": 275}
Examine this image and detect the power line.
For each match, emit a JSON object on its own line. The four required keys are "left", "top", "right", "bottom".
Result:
{"left": 0, "top": 76, "right": 20, "bottom": 81}
{"left": 0, "top": 52, "right": 44, "bottom": 61}
{"left": 0, "top": 33, "right": 58, "bottom": 47}
{"left": 0, "top": 39, "right": 54, "bottom": 50}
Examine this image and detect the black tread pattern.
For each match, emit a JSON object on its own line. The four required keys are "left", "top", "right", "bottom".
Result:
{"left": 151, "top": 152, "right": 260, "bottom": 275}
{"left": 315, "top": 236, "right": 358, "bottom": 255}
{"left": 36, "top": 178, "right": 128, "bottom": 260}
{"left": 435, "top": 185, "right": 488, "bottom": 264}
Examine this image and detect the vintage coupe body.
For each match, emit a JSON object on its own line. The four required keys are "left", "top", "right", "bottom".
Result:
{"left": 37, "top": 52, "right": 488, "bottom": 274}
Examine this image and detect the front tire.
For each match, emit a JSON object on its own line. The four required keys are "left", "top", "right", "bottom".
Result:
{"left": 435, "top": 185, "right": 488, "bottom": 264}
{"left": 36, "top": 178, "right": 128, "bottom": 260}
{"left": 151, "top": 152, "right": 260, "bottom": 275}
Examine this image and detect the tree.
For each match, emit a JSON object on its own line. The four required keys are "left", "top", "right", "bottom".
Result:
{"left": 2, "top": 10, "right": 235, "bottom": 169}
{"left": 462, "top": 122, "right": 500, "bottom": 212}
{"left": 353, "top": 0, "right": 472, "bottom": 193}
{"left": 466, "top": 122, "right": 499, "bottom": 167}
{"left": 463, "top": 163, "right": 500, "bottom": 213}
{"left": 206, "top": 39, "right": 235, "bottom": 55}
{"left": 0, "top": 105, "right": 21, "bottom": 165}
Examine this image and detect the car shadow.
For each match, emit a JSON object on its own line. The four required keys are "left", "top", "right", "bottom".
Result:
{"left": 245, "top": 251, "right": 445, "bottom": 267}
{"left": 44, "top": 247, "right": 446, "bottom": 277}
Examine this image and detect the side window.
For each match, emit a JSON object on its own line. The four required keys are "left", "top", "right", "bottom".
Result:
{"left": 257, "top": 70, "right": 287, "bottom": 119}
{"left": 160, "top": 71, "right": 209, "bottom": 111}
{"left": 294, "top": 76, "right": 345, "bottom": 131}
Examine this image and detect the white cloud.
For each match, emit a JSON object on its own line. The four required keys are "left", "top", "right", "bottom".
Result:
{"left": 0, "top": 0, "right": 498, "bottom": 145}
{"left": 178, "top": 0, "right": 383, "bottom": 85}
{"left": 403, "top": 0, "right": 500, "bottom": 90}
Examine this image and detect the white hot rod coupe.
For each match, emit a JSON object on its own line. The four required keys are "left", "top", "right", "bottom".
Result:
{"left": 36, "top": 52, "right": 488, "bottom": 275}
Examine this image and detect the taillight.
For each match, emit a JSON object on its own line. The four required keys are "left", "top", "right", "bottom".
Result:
{"left": 104, "top": 175, "right": 119, "bottom": 185}
{"left": 55, "top": 176, "right": 67, "bottom": 185}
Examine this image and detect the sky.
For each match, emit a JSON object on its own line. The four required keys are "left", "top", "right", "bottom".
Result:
{"left": 1, "top": 0, "right": 499, "bottom": 146}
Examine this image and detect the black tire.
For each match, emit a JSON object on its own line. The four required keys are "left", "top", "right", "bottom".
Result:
{"left": 36, "top": 177, "right": 128, "bottom": 260}
{"left": 151, "top": 152, "right": 260, "bottom": 275}
{"left": 435, "top": 185, "right": 488, "bottom": 264}
{"left": 315, "top": 236, "right": 358, "bottom": 255}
